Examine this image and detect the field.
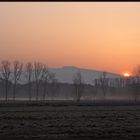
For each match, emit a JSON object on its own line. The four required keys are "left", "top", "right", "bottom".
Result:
{"left": 0, "top": 101, "right": 140, "bottom": 140}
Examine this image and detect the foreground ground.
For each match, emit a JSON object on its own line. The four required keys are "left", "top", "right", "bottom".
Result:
{"left": 0, "top": 100, "right": 140, "bottom": 140}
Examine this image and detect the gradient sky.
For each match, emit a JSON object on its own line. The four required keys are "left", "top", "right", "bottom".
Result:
{"left": 0, "top": 2, "right": 140, "bottom": 75}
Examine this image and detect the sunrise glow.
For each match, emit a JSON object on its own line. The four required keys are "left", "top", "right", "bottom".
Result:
{"left": 0, "top": 2, "right": 140, "bottom": 74}
{"left": 123, "top": 73, "right": 130, "bottom": 77}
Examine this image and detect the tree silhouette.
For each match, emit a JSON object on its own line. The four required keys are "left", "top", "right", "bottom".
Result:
{"left": 25, "top": 62, "right": 33, "bottom": 101}
{"left": 131, "top": 65, "right": 140, "bottom": 102}
{"left": 99, "top": 72, "right": 109, "bottom": 100}
{"left": 40, "top": 64, "right": 50, "bottom": 101}
{"left": 12, "top": 61, "right": 23, "bottom": 101}
{"left": 49, "top": 72, "right": 58, "bottom": 100}
{"left": 73, "top": 70, "right": 84, "bottom": 102}
{"left": 1, "top": 60, "right": 11, "bottom": 101}
{"left": 34, "top": 62, "right": 43, "bottom": 101}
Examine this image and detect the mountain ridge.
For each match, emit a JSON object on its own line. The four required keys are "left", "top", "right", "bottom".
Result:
{"left": 8, "top": 66, "right": 123, "bottom": 85}
{"left": 48, "top": 66, "right": 123, "bottom": 85}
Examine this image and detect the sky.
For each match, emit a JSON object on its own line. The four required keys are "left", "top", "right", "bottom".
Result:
{"left": 0, "top": 2, "right": 140, "bottom": 75}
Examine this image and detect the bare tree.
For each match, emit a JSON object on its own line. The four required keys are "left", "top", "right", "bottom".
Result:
{"left": 131, "top": 65, "right": 140, "bottom": 102}
{"left": 34, "top": 62, "right": 43, "bottom": 101}
{"left": 1, "top": 60, "right": 11, "bottom": 101}
{"left": 99, "top": 72, "right": 109, "bottom": 100}
{"left": 12, "top": 61, "right": 23, "bottom": 101}
{"left": 40, "top": 64, "right": 50, "bottom": 101}
{"left": 25, "top": 62, "right": 33, "bottom": 101}
{"left": 133, "top": 65, "right": 140, "bottom": 83}
{"left": 72, "top": 70, "right": 84, "bottom": 102}
{"left": 49, "top": 72, "right": 59, "bottom": 100}
{"left": 93, "top": 78, "right": 99, "bottom": 100}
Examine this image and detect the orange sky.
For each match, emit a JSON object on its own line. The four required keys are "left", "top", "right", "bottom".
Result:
{"left": 0, "top": 2, "right": 140, "bottom": 75}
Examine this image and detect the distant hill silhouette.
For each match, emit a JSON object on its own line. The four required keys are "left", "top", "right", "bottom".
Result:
{"left": 48, "top": 66, "right": 122, "bottom": 85}
{"left": 7, "top": 66, "right": 123, "bottom": 85}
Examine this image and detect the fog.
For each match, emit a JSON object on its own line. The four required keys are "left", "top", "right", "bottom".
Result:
{"left": 0, "top": 61, "right": 139, "bottom": 103}
{"left": 0, "top": 82, "right": 139, "bottom": 103}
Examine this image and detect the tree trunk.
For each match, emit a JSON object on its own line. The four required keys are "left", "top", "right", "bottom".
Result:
{"left": 13, "top": 84, "right": 16, "bottom": 101}
{"left": 5, "top": 80, "right": 8, "bottom": 101}
{"left": 36, "top": 83, "right": 39, "bottom": 101}
{"left": 76, "top": 87, "right": 80, "bottom": 102}
{"left": 43, "top": 83, "right": 46, "bottom": 101}
{"left": 28, "top": 82, "right": 31, "bottom": 102}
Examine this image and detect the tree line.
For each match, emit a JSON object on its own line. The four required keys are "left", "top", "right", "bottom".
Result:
{"left": 72, "top": 66, "right": 140, "bottom": 102}
{"left": 0, "top": 60, "right": 140, "bottom": 103}
{"left": 0, "top": 60, "right": 58, "bottom": 102}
